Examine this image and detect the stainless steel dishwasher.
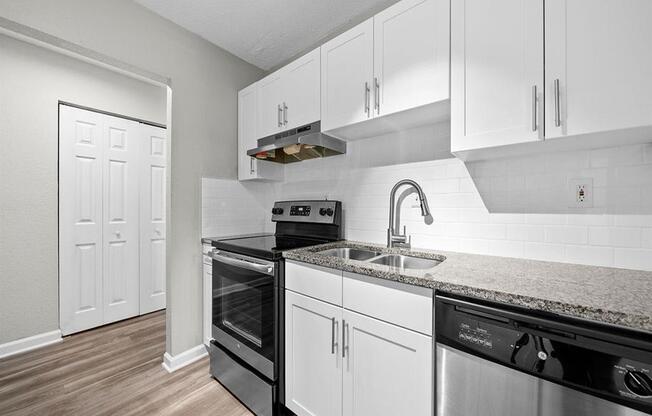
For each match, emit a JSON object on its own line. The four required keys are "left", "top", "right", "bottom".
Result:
{"left": 435, "top": 295, "right": 652, "bottom": 416}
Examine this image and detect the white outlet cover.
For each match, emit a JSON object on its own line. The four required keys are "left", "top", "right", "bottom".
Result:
{"left": 568, "top": 178, "right": 593, "bottom": 208}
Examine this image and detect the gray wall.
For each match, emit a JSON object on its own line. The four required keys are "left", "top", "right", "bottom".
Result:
{"left": 0, "top": 34, "right": 167, "bottom": 344}
{"left": 0, "top": 0, "right": 263, "bottom": 354}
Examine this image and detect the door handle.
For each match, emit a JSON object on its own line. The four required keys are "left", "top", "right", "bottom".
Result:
{"left": 342, "top": 319, "right": 347, "bottom": 358}
{"left": 277, "top": 104, "right": 283, "bottom": 127}
{"left": 531, "top": 85, "right": 538, "bottom": 132}
{"left": 283, "top": 102, "right": 288, "bottom": 126}
{"left": 250, "top": 157, "right": 255, "bottom": 174}
{"left": 553, "top": 78, "right": 561, "bottom": 127}
{"left": 364, "top": 82, "right": 370, "bottom": 116}
{"left": 374, "top": 77, "right": 380, "bottom": 114}
{"left": 211, "top": 251, "right": 275, "bottom": 275}
{"left": 331, "top": 317, "right": 337, "bottom": 354}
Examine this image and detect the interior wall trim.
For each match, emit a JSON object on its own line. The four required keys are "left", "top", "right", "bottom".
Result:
{"left": 0, "top": 330, "right": 62, "bottom": 360}
{"left": 162, "top": 344, "right": 208, "bottom": 373}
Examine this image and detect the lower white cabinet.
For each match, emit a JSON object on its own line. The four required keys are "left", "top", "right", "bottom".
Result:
{"left": 285, "top": 290, "right": 343, "bottom": 416}
{"left": 284, "top": 260, "right": 433, "bottom": 416}
{"left": 342, "top": 309, "right": 433, "bottom": 416}
{"left": 202, "top": 243, "right": 213, "bottom": 346}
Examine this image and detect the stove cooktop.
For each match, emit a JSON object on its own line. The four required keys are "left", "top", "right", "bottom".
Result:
{"left": 212, "top": 234, "right": 330, "bottom": 260}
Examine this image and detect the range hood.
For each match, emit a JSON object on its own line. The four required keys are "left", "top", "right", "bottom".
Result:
{"left": 247, "top": 121, "right": 346, "bottom": 164}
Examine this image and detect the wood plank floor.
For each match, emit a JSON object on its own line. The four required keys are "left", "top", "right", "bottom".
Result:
{"left": 0, "top": 311, "right": 253, "bottom": 416}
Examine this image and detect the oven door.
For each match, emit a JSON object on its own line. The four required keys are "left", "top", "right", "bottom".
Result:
{"left": 211, "top": 250, "right": 276, "bottom": 380}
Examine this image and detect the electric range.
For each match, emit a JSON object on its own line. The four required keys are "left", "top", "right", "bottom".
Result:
{"left": 208, "top": 200, "right": 342, "bottom": 416}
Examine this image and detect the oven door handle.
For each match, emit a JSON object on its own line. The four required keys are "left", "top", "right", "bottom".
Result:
{"left": 211, "top": 251, "right": 275, "bottom": 275}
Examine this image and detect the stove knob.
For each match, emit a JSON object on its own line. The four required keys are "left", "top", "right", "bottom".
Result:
{"left": 319, "top": 208, "right": 327, "bottom": 216}
{"left": 272, "top": 208, "right": 284, "bottom": 215}
{"left": 325, "top": 208, "right": 334, "bottom": 217}
{"left": 624, "top": 371, "right": 652, "bottom": 397}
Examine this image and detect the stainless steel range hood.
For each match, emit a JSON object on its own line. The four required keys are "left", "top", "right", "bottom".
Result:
{"left": 247, "top": 121, "right": 346, "bottom": 164}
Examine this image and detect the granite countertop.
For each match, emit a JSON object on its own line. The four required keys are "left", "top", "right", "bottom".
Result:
{"left": 283, "top": 240, "right": 652, "bottom": 334}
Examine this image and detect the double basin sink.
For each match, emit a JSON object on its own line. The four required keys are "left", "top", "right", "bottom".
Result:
{"left": 317, "top": 247, "right": 443, "bottom": 271}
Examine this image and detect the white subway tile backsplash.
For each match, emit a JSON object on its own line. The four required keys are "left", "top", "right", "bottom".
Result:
{"left": 202, "top": 132, "right": 652, "bottom": 271}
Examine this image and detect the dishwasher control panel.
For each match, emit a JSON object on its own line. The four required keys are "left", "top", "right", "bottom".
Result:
{"left": 436, "top": 295, "right": 652, "bottom": 414}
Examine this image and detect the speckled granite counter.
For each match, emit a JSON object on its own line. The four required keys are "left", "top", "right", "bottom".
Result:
{"left": 283, "top": 240, "right": 652, "bottom": 333}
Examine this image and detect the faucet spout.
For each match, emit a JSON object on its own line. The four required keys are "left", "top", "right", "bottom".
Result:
{"left": 387, "top": 179, "right": 431, "bottom": 249}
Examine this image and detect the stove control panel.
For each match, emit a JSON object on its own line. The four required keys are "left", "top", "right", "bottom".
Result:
{"left": 271, "top": 200, "right": 341, "bottom": 225}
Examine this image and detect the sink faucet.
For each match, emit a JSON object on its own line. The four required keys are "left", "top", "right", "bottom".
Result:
{"left": 387, "top": 179, "right": 431, "bottom": 249}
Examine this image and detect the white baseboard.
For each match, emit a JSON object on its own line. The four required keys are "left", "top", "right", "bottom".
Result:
{"left": 0, "top": 330, "right": 62, "bottom": 359}
{"left": 162, "top": 344, "right": 208, "bottom": 373}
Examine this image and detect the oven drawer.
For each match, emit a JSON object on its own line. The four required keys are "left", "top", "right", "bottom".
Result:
{"left": 285, "top": 260, "right": 343, "bottom": 306}
{"left": 343, "top": 272, "right": 433, "bottom": 336}
{"left": 209, "top": 342, "right": 275, "bottom": 416}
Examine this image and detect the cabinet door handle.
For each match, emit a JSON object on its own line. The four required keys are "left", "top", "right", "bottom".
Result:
{"left": 374, "top": 77, "right": 380, "bottom": 114}
{"left": 364, "top": 82, "right": 370, "bottom": 116}
{"left": 342, "top": 319, "right": 347, "bottom": 358}
{"left": 250, "top": 158, "right": 255, "bottom": 174}
{"left": 331, "top": 317, "right": 336, "bottom": 354}
{"left": 531, "top": 85, "right": 538, "bottom": 132}
{"left": 283, "top": 102, "right": 288, "bottom": 126}
{"left": 277, "top": 104, "right": 283, "bottom": 127}
{"left": 553, "top": 78, "right": 561, "bottom": 127}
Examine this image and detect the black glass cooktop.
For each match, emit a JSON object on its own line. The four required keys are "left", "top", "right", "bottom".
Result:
{"left": 212, "top": 234, "right": 329, "bottom": 260}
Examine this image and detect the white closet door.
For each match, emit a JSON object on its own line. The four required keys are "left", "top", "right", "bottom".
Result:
{"left": 59, "top": 106, "right": 105, "bottom": 335}
{"left": 139, "top": 123, "right": 167, "bottom": 314}
{"left": 102, "top": 115, "right": 141, "bottom": 324}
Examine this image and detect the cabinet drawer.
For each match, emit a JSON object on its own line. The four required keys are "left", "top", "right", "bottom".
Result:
{"left": 285, "top": 261, "right": 343, "bottom": 306}
{"left": 343, "top": 272, "right": 432, "bottom": 336}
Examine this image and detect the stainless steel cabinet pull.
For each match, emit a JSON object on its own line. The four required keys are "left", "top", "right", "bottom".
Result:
{"left": 331, "top": 317, "right": 336, "bottom": 354}
{"left": 277, "top": 104, "right": 283, "bottom": 127}
{"left": 531, "top": 85, "right": 538, "bottom": 132}
{"left": 250, "top": 158, "right": 255, "bottom": 174}
{"left": 364, "top": 82, "right": 370, "bottom": 116}
{"left": 283, "top": 102, "right": 288, "bottom": 125}
{"left": 553, "top": 79, "right": 561, "bottom": 127}
{"left": 342, "top": 319, "right": 347, "bottom": 358}
{"left": 374, "top": 77, "right": 380, "bottom": 114}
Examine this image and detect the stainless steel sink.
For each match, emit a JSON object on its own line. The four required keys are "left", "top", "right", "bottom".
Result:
{"left": 369, "top": 254, "right": 441, "bottom": 270}
{"left": 318, "top": 247, "right": 383, "bottom": 261}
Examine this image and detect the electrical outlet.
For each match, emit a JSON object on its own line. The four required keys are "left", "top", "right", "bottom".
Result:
{"left": 568, "top": 178, "right": 593, "bottom": 208}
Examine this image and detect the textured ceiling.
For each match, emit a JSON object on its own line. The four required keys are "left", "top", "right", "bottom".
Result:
{"left": 135, "top": 0, "right": 399, "bottom": 71}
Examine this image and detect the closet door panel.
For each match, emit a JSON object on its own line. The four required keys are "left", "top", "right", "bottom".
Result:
{"left": 103, "top": 115, "right": 141, "bottom": 324}
{"left": 59, "top": 106, "right": 104, "bottom": 335}
{"left": 139, "top": 124, "right": 167, "bottom": 314}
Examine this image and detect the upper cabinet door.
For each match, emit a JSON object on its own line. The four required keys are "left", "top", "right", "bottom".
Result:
{"left": 238, "top": 83, "right": 259, "bottom": 181}
{"left": 451, "top": 0, "right": 544, "bottom": 152}
{"left": 321, "top": 18, "right": 374, "bottom": 132}
{"left": 283, "top": 48, "right": 321, "bottom": 130}
{"left": 342, "top": 309, "right": 432, "bottom": 416}
{"left": 257, "top": 71, "right": 285, "bottom": 138}
{"left": 545, "top": 0, "right": 652, "bottom": 139}
{"left": 373, "top": 0, "right": 449, "bottom": 118}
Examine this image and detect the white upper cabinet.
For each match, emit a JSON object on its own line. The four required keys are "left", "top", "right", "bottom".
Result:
{"left": 238, "top": 83, "right": 259, "bottom": 180}
{"left": 239, "top": 82, "right": 283, "bottom": 181}
{"left": 451, "top": 0, "right": 544, "bottom": 153}
{"left": 257, "top": 48, "right": 321, "bottom": 137}
{"left": 374, "top": 0, "right": 449, "bottom": 118}
{"left": 545, "top": 0, "right": 652, "bottom": 139}
{"left": 283, "top": 48, "right": 321, "bottom": 130}
{"left": 452, "top": 0, "right": 652, "bottom": 159}
{"left": 321, "top": 18, "right": 375, "bottom": 132}
{"left": 322, "top": 0, "right": 450, "bottom": 137}
{"left": 257, "top": 72, "right": 285, "bottom": 138}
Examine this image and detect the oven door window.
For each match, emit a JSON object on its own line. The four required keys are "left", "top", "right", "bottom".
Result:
{"left": 212, "top": 256, "right": 275, "bottom": 362}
